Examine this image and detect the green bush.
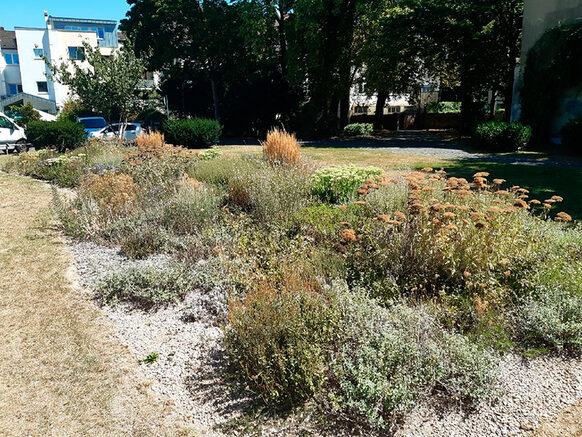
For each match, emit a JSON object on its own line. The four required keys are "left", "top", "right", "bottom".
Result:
{"left": 163, "top": 118, "right": 222, "bottom": 149}
{"left": 474, "top": 121, "right": 532, "bottom": 152}
{"left": 517, "top": 288, "right": 582, "bottom": 353}
{"left": 561, "top": 118, "right": 582, "bottom": 152}
{"left": 426, "top": 101, "right": 462, "bottom": 114}
{"left": 26, "top": 121, "right": 86, "bottom": 152}
{"left": 327, "top": 283, "right": 497, "bottom": 428}
{"left": 343, "top": 123, "right": 373, "bottom": 137}
{"left": 311, "top": 164, "right": 383, "bottom": 203}
{"left": 96, "top": 264, "right": 193, "bottom": 307}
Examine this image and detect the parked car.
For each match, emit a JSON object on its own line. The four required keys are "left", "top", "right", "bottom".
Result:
{"left": 0, "top": 112, "right": 28, "bottom": 153}
{"left": 90, "top": 122, "right": 144, "bottom": 142}
{"left": 77, "top": 116, "right": 108, "bottom": 137}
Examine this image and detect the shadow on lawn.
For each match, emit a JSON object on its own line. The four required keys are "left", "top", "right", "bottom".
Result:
{"left": 444, "top": 158, "right": 582, "bottom": 220}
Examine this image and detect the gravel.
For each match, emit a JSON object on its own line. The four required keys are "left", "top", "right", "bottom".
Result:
{"left": 67, "top": 239, "right": 582, "bottom": 436}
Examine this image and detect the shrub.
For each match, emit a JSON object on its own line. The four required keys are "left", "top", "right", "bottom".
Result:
{"left": 10, "top": 102, "right": 41, "bottom": 127}
{"left": 426, "top": 101, "right": 462, "bottom": 113}
{"left": 163, "top": 118, "right": 222, "bottom": 149}
{"left": 227, "top": 162, "right": 311, "bottom": 223}
{"left": 561, "top": 118, "right": 582, "bottom": 152}
{"left": 224, "top": 275, "right": 337, "bottom": 407}
{"left": 311, "top": 164, "right": 383, "bottom": 203}
{"left": 326, "top": 282, "right": 497, "bottom": 428}
{"left": 119, "top": 220, "right": 172, "bottom": 259}
{"left": 517, "top": 288, "right": 582, "bottom": 353}
{"left": 96, "top": 264, "right": 193, "bottom": 307}
{"left": 343, "top": 123, "right": 373, "bottom": 137}
{"left": 25, "top": 120, "right": 86, "bottom": 152}
{"left": 474, "top": 121, "right": 532, "bottom": 152}
{"left": 197, "top": 147, "right": 221, "bottom": 160}
{"left": 262, "top": 128, "right": 301, "bottom": 165}
{"left": 160, "top": 183, "right": 222, "bottom": 235}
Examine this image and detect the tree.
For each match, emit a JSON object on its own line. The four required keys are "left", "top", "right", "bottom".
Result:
{"left": 11, "top": 102, "right": 41, "bottom": 127}
{"left": 383, "top": 0, "right": 523, "bottom": 129}
{"left": 45, "top": 41, "right": 151, "bottom": 127}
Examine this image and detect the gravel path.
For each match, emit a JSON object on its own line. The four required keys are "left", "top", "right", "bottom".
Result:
{"left": 67, "top": 239, "right": 582, "bottom": 437}
{"left": 67, "top": 241, "right": 248, "bottom": 436}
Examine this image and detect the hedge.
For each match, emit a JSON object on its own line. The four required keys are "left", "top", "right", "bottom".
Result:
{"left": 25, "top": 121, "right": 86, "bottom": 152}
{"left": 162, "top": 118, "right": 222, "bottom": 149}
{"left": 474, "top": 121, "right": 532, "bottom": 152}
{"left": 343, "top": 123, "right": 373, "bottom": 137}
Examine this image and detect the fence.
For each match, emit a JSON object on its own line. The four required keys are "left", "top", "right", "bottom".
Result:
{"left": 349, "top": 113, "right": 461, "bottom": 131}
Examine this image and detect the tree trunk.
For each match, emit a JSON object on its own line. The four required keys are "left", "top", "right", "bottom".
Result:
{"left": 276, "top": 11, "right": 287, "bottom": 78}
{"left": 210, "top": 77, "right": 220, "bottom": 121}
{"left": 374, "top": 91, "right": 388, "bottom": 130}
{"left": 339, "top": 91, "right": 350, "bottom": 128}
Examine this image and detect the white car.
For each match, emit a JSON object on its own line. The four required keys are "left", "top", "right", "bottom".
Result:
{"left": 0, "top": 112, "right": 28, "bottom": 153}
{"left": 90, "top": 122, "right": 144, "bottom": 142}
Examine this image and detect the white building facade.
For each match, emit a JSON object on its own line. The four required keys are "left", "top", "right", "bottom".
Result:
{"left": 1, "top": 12, "right": 120, "bottom": 115}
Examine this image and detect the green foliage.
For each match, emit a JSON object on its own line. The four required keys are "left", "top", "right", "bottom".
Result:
{"left": 311, "top": 164, "right": 383, "bottom": 203}
{"left": 160, "top": 185, "right": 222, "bottom": 235}
{"left": 198, "top": 147, "right": 221, "bottom": 160}
{"left": 9, "top": 102, "right": 42, "bottom": 127}
{"left": 25, "top": 121, "right": 86, "bottom": 152}
{"left": 517, "top": 288, "right": 582, "bottom": 353}
{"left": 561, "top": 118, "right": 582, "bottom": 152}
{"left": 140, "top": 352, "right": 159, "bottom": 365}
{"left": 326, "top": 283, "right": 497, "bottom": 428}
{"left": 426, "top": 101, "right": 462, "bottom": 113}
{"left": 96, "top": 264, "right": 193, "bottom": 307}
{"left": 343, "top": 123, "right": 373, "bottom": 137}
{"left": 57, "top": 100, "right": 90, "bottom": 122}
{"left": 521, "top": 22, "right": 582, "bottom": 139}
{"left": 163, "top": 118, "right": 222, "bottom": 149}
{"left": 474, "top": 121, "right": 532, "bottom": 152}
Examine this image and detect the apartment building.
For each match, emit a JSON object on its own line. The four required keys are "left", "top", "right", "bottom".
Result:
{"left": 1, "top": 12, "right": 120, "bottom": 115}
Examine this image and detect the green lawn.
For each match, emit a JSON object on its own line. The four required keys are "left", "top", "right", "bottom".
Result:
{"left": 445, "top": 159, "right": 582, "bottom": 220}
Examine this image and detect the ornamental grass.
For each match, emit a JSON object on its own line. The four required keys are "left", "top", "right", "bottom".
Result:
{"left": 262, "top": 128, "right": 301, "bottom": 165}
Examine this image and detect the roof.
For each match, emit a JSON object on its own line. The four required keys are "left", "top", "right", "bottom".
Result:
{"left": 48, "top": 16, "right": 117, "bottom": 26}
{"left": 0, "top": 27, "right": 17, "bottom": 50}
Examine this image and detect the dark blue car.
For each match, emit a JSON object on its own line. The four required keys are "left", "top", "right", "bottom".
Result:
{"left": 77, "top": 117, "right": 108, "bottom": 138}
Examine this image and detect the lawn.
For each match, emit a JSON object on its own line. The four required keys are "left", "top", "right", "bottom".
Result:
{"left": 0, "top": 172, "right": 191, "bottom": 436}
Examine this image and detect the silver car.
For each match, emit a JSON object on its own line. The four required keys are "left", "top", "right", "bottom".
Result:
{"left": 91, "top": 122, "right": 144, "bottom": 142}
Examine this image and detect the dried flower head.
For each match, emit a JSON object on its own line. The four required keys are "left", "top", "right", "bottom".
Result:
{"left": 493, "top": 179, "right": 506, "bottom": 185}
{"left": 421, "top": 167, "right": 433, "bottom": 173}
{"left": 338, "top": 205, "right": 347, "bottom": 211}
{"left": 473, "top": 172, "right": 490, "bottom": 178}
{"left": 376, "top": 214, "right": 390, "bottom": 222}
{"left": 513, "top": 199, "right": 530, "bottom": 209}
{"left": 555, "top": 212, "right": 572, "bottom": 222}
{"left": 341, "top": 228, "right": 357, "bottom": 242}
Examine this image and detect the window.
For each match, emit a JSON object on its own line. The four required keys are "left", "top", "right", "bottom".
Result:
{"left": 65, "top": 25, "right": 104, "bottom": 39}
{"left": 7, "top": 84, "right": 23, "bottom": 95}
{"left": 0, "top": 116, "right": 14, "bottom": 129}
{"left": 37, "top": 81, "right": 48, "bottom": 93}
{"left": 3, "top": 53, "right": 19, "bottom": 65}
{"left": 33, "top": 48, "right": 44, "bottom": 58}
{"left": 68, "top": 46, "right": 85, "bottom": 61}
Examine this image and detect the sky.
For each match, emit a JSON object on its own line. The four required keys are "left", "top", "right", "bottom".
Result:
{"left": 1, "top": 0, "right": 131, "bottom": 30}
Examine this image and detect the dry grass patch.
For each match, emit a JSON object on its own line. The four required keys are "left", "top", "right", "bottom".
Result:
{"left": 0, "top": 173, "right": 192, "bottom": 436}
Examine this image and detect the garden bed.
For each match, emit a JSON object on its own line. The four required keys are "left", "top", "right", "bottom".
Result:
{"left": 3, "top": 132, "right": 581, "bottom": 435}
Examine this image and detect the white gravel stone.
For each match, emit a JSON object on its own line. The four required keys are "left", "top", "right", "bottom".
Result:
{"left": 67, "top": 239, "right": 582, "bottom": 436}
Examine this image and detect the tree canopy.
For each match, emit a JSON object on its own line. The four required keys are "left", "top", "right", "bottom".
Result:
{"left": 120, "top": 0, "right": 524, "bottom": 135}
